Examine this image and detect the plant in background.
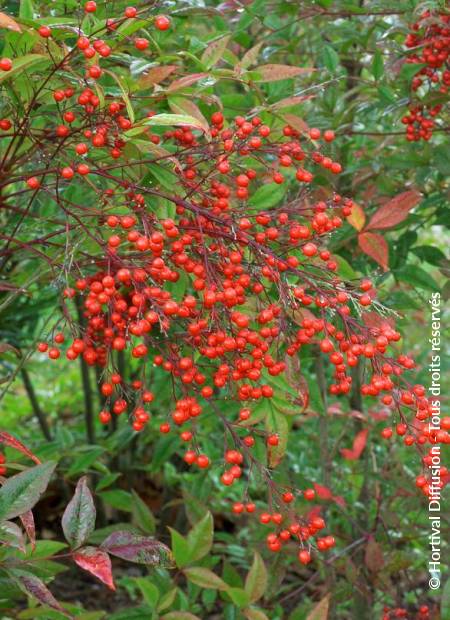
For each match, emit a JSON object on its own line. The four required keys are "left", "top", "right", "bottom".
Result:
{"left": 0, "top": 433, "right": 171, "bottom": 616}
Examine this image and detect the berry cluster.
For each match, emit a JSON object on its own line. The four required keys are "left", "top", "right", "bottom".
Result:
{"left": 382, "top": 605, "right": 430, "bottom": 620}
{"left": 1, "top": 2, "right": 445, "bottom": 567}
{"left": 402, "top": 10, "right": 449, "bottom": 140}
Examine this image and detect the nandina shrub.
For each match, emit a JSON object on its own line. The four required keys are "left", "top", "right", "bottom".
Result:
{"left": 0, "top": 1, "right": 448, "bottom": 618}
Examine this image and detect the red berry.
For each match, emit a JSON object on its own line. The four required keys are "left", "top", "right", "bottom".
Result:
{"left": 0, "top": 58, "right": 13, "bottom": 71}
{"left": 154, "top": 15, "right": 170, "bottom": 30}
{"left": 38, "top": 26, "right": 52, "bottom": 38}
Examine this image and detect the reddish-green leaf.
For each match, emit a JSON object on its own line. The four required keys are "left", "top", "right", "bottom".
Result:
{"left": 0, "top": 461, "right": 56, "bottom": 521}
{"left": 306, "top": 595, "right": 330, "bottom": 620}
{"left": 358, "top": 232, "right": 389, "bottom": 271}
{"left": 254, "top": 64, "right": 314, "bottom": 82}
{"left": 346, "top": 202, "right": 366, "bottom": 231}
{"left": 365, "top": 190, "right": 421, "bottom": 230}
{"left": 101, "top": 530, "right": 174, "bottom": 567}
{"left": 139, "top": 65, "right": 177, "bottom": 87}
{"left": 237, "top": 42, "right": 263, "bottom": 70}
{"left": 244, "top": 552, "right": 267, "bottom": 603}
{"left": 340, "top": 429, "right": 369, "bottom": 460}
{"left": 0, "top": 520, "right": 26, "bottom": 552}
{"left": 0, "top": 431, "right": 41, "bottom": 464}
{"left": 244, "top": 609, "right": 270, "bottom": 620}
{"left": 0, "top": 11, "right": 22, "bottom": 32}
{"left": 365, "top": 537, "right": 384, "bottom": 572}
{"left": 201, "top": 34, "right": 231, "bottom": 68}
{"left": 281, "top": 113, "right": 309, "bottom": 133}
{"left": 183, "top": 566, "right": 229, "bottom": 590}
{"left": 13, "top": 572, "right": 68, "bottom": 616}
{"left": 19, "top": 510, "right": 36, "bottom": 550}
{"left": 167, "top": 73, "right": 209, "bottom": 92}
{"left": 62, "top": 476, "right": 96, "bottom": 549}
{"left": 73, "top": 546, "right": 115, "bottom": 590}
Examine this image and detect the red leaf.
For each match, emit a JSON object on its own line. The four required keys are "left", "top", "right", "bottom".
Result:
{"left": 313, "top": 483, "right": 347, "bottom": 507}
{"left": 313, "top": 483, "right": 332, "bottom": 500}
{"left": 73, "top": 546, "right": 115, "bottom": 590}
{"left": 358, "top": 232, "right": 389, "bottom": 271}
{"left": 0, "top": 432, "right": 41, "bottom": 464}
{"left": 101, "top": 531, "right": 174, "bottom": 567}
{"left": 306, "top": 506, "right": 322, "bottom": 521}
{"left": 340, "top": 429, "right": 369, "bottom": 460}
{"left": 362, "top": 311, "right": 395, "bottom": 332}
{"left": 365, "top": 190, "right": 421, "bottom": 230}
{"left": 19, "top": 510, "right": 36, "bottom": 550}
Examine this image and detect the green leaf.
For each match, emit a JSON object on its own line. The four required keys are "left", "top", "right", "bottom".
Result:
{"left": 0, "top": 461, "right": 56, "bottom": 521}
{"left": 61, "top": 477, "right": 96, "bottom": 549}
{"left": 187, "top": 511, "right": 213, "bottom": 562}
{"left": 227, "top": 587, "right": 250, "bottom": 608}
{"left": 396, "top": 266, "right": 440, "bottom": 292}
{"left": 441, "top": 577, "right": 450, "bottom": 620}
{"left": 67, "top": 447, "right": 104, "bottom": 477}
{"left": 157, "top": 587, "right": 177, "bottom": 613}
{"left": 135, "top": 577, "right": 159, "bottom": 608}
{"left": 98, "top": 490, "right": 133, "bottom": 512}
{"left": 322, "top": 46, "right": 339, "bottom": 72}
{"left": 131, "top": 490, "right": 156, "bottom": 535}
{"left": 161, "top": 613, "right": 201, "bottom": 620}
{"left": 135, "top": 113, "right": 209, "bottom": 134}
{"left": 95, "top": 473, "right": 121, "bottom": 492}
{"left": 104, "top": 70, "right": 134, "bottom": 123}
{"left": 183, "top": 567, "right": 229, "bottom": 591}
{"left": 399, "top": 62, "right": 426, "bottom": 83}
{"left": 169, "top": 527, "right": 191, "bottom": 568}
{"left": 371, "top": 50, "right": 384, "bottom": 80}
{"left": 148, "top": 163, "right": 179, "bottom": 191}
{"left": 248, "top": 184, "right": 286, "bottom": 210}
{"left": 244, "top": 552, "right": 267, "bottom": 603}
{"left": 20, "top": 0, "right": 34, "bottom": 19}
{"left": 412, "top": 246, "right": 446, "bottom": 266}
{"left": 0, "top": 54, "right": 50, "bottom": 83}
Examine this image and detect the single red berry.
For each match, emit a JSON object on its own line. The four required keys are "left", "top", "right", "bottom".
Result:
{"left": 38, "top": 26, "right": 52, "bottom": 38}
{"left": 154, "top": 15, "right": 170, "bottom": 30}
{"left": 0, "top": 58, "right": 13, "bottom": 71}
{"left": 84, "top": 1, "right": 97, "bottom": 12}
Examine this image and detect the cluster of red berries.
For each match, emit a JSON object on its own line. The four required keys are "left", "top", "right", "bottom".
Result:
{"left": 382, "top": 605, "right": 430, "bottom": 620}
{"left": 1, "top": 2, "right": 442, "bottom": 567}
{"left": 402, "top": 10, "right": 449, "bottom": 140}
